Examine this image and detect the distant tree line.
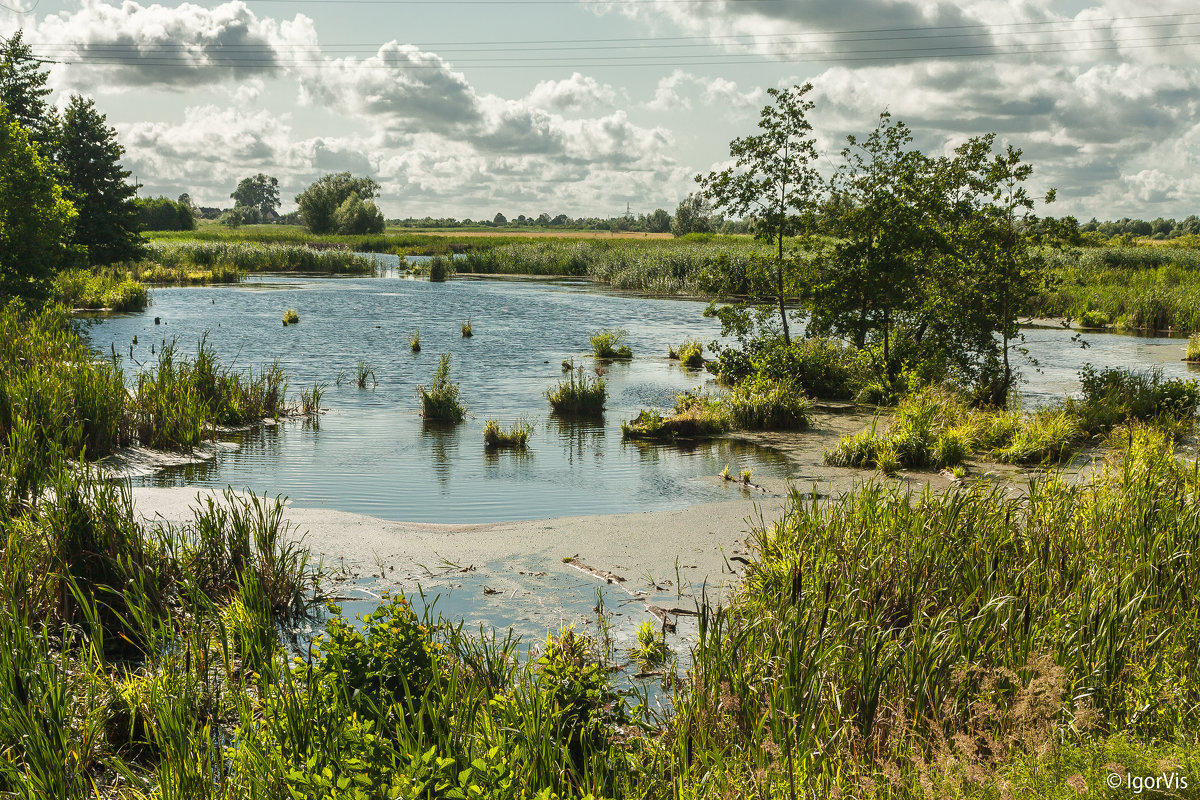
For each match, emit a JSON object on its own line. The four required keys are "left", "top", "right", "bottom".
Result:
{"left": 1079, "top": 215, "right": 1200, "bottom": 242}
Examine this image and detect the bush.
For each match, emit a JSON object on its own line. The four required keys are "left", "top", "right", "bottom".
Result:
{"left": 428, "top": 255, "right": 452, "bottom": 282}
{"left": 1079, "top": 309, "right": 1109, "bottom": 328}
{"left": 590, "top": 328, "right": 633, "bottom": 360}
{"left": 1069, "top": 365, "right": 1200, "bottom": 435}
{"left": 996, "top": 408, "right": 1081, "bottom": 464}
{"left": 546, "top": 367, "right": 607, "bottom": 416}
{"left": 1188, "top": 333, "right": 1200, "bottom": 362}
{"left": 282, "top": 308, "right": 299, "bottom": 325}
{"left": 54, "top": 268, "right": 148, "bottom": 311}
{"left": 710, "top": 336, "right": 870, "bottom": 400}
{"left": 418, "top": 354, "right": 466, "bottom": 422}
{"left": 622, "top": 392, "right": 729, "bottom": 440}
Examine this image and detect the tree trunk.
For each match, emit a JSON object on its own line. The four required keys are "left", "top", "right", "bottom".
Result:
{"left": 777, "top": 230, "right": 791, "bottom": 345}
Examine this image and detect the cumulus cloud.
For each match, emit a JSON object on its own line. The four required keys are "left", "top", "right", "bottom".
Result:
{"left": 525, "top": 73, "right": 617, "bottom": 111}
{"left": 25, "top": 0, "right": 312, "bottom": 90}
{"left": 646, "top": 69, "right": 694, "bottom": 111}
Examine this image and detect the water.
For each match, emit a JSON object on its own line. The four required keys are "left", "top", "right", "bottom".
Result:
{"left": 82, "top": 267, "right": 789, "bottom": 523}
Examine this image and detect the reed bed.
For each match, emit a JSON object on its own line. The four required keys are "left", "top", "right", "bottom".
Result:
{"left": 103, "top": 261, "right": 242, "bottom": 284}
{"left": 623, "top": 377, "right": 811, "bottom": 441}
{"left": 668, "top": 339, "right": 704, "bottom": 367}
{"left": 1033, "top": 246, "right": 1200, "bottom": 332}
{"left": 144, "top": 240, "right": 377, "bottom": 275}
{"left": 457, "top": 238, "right": 765, "bottom": 295}
{"left": 54, "top": 268, "right": 149, "bottom": 312}
{"left": 590, "top": 328, "right": 632, "bottom": 360}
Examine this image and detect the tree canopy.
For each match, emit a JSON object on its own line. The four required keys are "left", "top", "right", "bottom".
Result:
{"left": 57, "top": 95, "right": 142, "bottom": 265}
{"left": 0, "top": 109, "right": 77, "bottom": 298}
{"left": 296, "top": 173, "right": 383, "bottom": 234}
{"left": 0, "top": 30, "right": 55, "bottom": 148}
{"left": 231, "top": 173, "right": 281, "bottom": 221}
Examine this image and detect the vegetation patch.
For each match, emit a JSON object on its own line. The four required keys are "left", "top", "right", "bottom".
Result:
{"left": 54, "top": 268, "right": 148, "bottom": 311}
{"left": 590, "top": 328, "right": 633, "bottom": 360}
{"left": 546, "top": 366, "right": 607, "bottom": 416}
{"left": 427, "top": 254, "right": 453, "bottom": 282}
{"left": 668, "top": 339, "right": 704, "bottom": 367}
{"left": 482, "top": 419, "right": 532, "bottom": 450}
{"left": 418, "top": 353, "right": 466, "bottom": 422}
{"left": 282, "top": 308, "right": 299, "bottom": 325}
{"left": 461, "top": 317, "right": 473, "bottom": 337}
{"left": 410, "top": 329, "right": 421, "bottom": 353}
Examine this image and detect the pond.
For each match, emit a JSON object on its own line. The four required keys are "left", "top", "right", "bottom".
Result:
{"left": 81, "top": 267, "right": 1200, "bottom": 524}
{"left": 82, "top": 267, "right": 790, "bottom": 523}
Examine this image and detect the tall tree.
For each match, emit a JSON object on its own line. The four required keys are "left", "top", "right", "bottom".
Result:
{"left": 812, "top": 113, "right": 940, "bottom": 382}
{"left": 0, "top": 109, "right": 76, "bottom": 298}
{"left": 296, "top": 172, "right": 380, "bottom": 234}
{"left": 670, "top": 193, "right": 712, "bottom": 237}
{"left": 231, "top": 173, "right": 280, "bottom": 220}
{"left": 0, "top": 30, "right": 55, "bottom": 148}
{"left": 58, "top": 94, "right": 142, "bottom": 265}
{"left": 699, "top": 83, "right": 822, "bottom": 345}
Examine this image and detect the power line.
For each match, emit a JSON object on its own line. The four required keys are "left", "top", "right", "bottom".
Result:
{"left": 34, "top": 34, "right": 1200, "bottom": 69}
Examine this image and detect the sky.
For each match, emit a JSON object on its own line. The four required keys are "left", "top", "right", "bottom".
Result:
{"left": 4, "top": 0, "right": 1199, "bottom": 221}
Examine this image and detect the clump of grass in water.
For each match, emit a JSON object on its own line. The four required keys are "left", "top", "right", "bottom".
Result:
{"left": 300, "top": 383, "right": 325, "bottom": 415}
{"left": 428, "top": 254, "right": 453, "bottom": 282}
{"left": 668, "top": 339, "right": 704, "bottom": 368}
{"left": 590, "top": 328, "right": 633, "bottom": 360}
{"left": 623, "top": 391, "right": 729, "bottom": 440}
{"left": 629, "top": 620, "right": 670, "bottom": 671}
{"left": 461, "top": 317, "right": 473, "bottom": 338}
{"left": 546, "top": 366, "right": 607, "bottom": 416}
{"left": 418, "top": 353, "right": 466, "bottom": 422}
{"left": 282, "top": 308, "right": 299, "bottom": 325}
{"left": 483, "top": 418, "right": 532, "bottom": 450}
{"left": 1078, "top": 309, "right": 1108, "bottom": 328}
{"left": 410, "top": 330, "right": 421, "bottom": 353}
{"left": 1188, "top": 333, "right": 1200, "bottom": 362}
{"left": 337, "top": 361, "right": 376, "bottom": 388}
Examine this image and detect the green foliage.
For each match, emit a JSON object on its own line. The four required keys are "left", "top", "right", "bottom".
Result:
{"left": 135, "top": 196, "right": 196, "bottom": 232}
{"left": 0, "top": 30, "right": 56, "bottom": 147}
{"left": 668, "top": 339, "right": 704, "bottom": 367}
{"left": 418, "top": 353, "right": 466, "bottom": 423}
{"left": 300, "top": 383, "right": 325, "bottom": 415}
{"left": 1078, "top": 309, "right": 1109, "bottom": 328}
{"left": 546, "top": 366, "right": 607, "bottom": 417}
{"left": 699, "top": 83, "right": 821, "bottom": 344}
{"left": 1189, "top": 333, "right": 1200, "bottom": 362}
{"left": 629, "top": 620, "right": 670, "bottom": 671}
{"left": 144, "top": 239, "right": 376, "bottom": 275}
{"left": 410, "top": 329, "right": 421, "bottom": 353}
{"left": 725, "top": 375, "right": 812, "bottom": 430}
{"left": 1068, "top": 365, "right": 1200, "bottom": 436}
{"left": 53, "top": 268, "right": 147, "bottom": 311}
{"left": 670, "top": 192, "right": 713, "bottom": 237}
{"left": 230, "top": 173, "right": 280, "bottom": 219}
{"left": 483, "top": 419, "right": 532, "bottom": 450}
{"left": 590, "top": 328, "right": 632, "bottom": 360}
{"left": 0, "top": 109, "right": 77, "bottom": 299}
{"left": 296, "top": 173, "right": 383, "bottom": 235}
{"left": 461, "top": 317, "right": 472, "bottom": 337}
{"left": 282, "top": 308, "right": 299, "bottom": 325}
{"left": 622, "top": 392, "right": 730, "bottom": 441}
{"left": 428, "top": 254, "right": 453, "bottom": 282}
{"left": 710, "top": 335, "right": 870, "bottom": 400}
{"left": 58, "top": 94, "right": 142, "bottom": 265}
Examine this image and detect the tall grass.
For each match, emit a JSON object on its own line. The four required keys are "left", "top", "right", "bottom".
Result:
{"left": 668, "top": 339, "right": 704, "bottom": 367}
{"left": 482, "top": 419, "right": 532, "bottom": 450}
{"left": 418, "top": 353, "right": 466, "bottom": 422}
{"left": 590, "top": 328, "right": 633, "bottom": 360}
{"left": 54, "top": 268, "right": 149, "bottom": 311}
{"left": 624, "top": 377, "right": 812, "bottom": 440}
{"left": 546, "top": 367, "right": 607, "bottom": 417}
{"left": 144, "top": 240, "right": 377, "bottom": 275}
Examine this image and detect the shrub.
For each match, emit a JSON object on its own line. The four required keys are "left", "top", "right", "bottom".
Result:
{"left": 410, "top": 330, "right": 421, "bottom": 353}
{"left": 282, "top": 308, "right": 299, "bottom": 325}
{"left": 461, "top": 317, "right": 473, "bottom": 338}
{"left": 1070, "top": 365, "right": 1200, "bottom": 435}
{"left": 710, "top": 336, "right": 869, "bottom": 399}
{"left": 418, "top": 353, "right": 466, "bottom": 422}
{"left": 428, "top": 255, "right": 452, "bottom": 282}
{"left": 483, "top": 419, "right": 532, "bottom": 450}
{"left": 546, "top": 367, "right": 607, "bottom": 416}
{"left": 1188, "top": 333, "right": 1200, "bottom": 362}
{"left": 1079, "top": 309, "right": 1109, "bottom": 328}
{"left": 590, "top": 328, "right": 633, "bottom": 360}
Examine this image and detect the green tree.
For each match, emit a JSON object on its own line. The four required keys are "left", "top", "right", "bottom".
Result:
{"left": 231, "top": 173, "right": 280, "bottom": 219}
{"left": 698, "top": 83, "right": 822, "bottom": 345}
{"left": 646, "top": 208, "right": 671, "bottom": 233}
{"left": 333, "top": 191, "right": 385, "bottom": 235}
{"left": 136, "top": 196, "right": 196, "bottom": 231}
{"left": 670, "top": 193, "right": 712, "bottom": 237}
{"left": 811, "top": 113, "right": 940, "bottom": 383}
{"left": 58, "top": 95, "right": 142, "bottom": 265}
{"left": 296, "top": 172, "right": 381, "bottom": 234}
{"left": 0, "top": 30, "right": 56, "bottom": 148}
{"left": 0, "top": 109, "right": 77, "bottom": 298}
{"left": 493, "top": 212, "right": 507, "bottom": 226}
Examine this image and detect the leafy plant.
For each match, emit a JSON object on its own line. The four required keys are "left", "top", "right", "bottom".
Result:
{"left": 546, "top": 366, "right": 607, "bottom": 416}
{"left": 590, "top": 328, "right": 633, "bottom": 360}
{"left": 483, "top": 419, "right": 532, "bottom": 450}
{"left": 418, "top": 353, "right": 466, "bottom": 422}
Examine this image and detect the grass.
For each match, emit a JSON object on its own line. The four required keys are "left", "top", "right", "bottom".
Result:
{"left": 624, "top": 377, "right": 811, "bottom": 440}
{"left": 53, "top": 268, "right": 149, "bottom": 311}
{"left": 102, "top": 261, "right": 242, "bottom": 285}
{"left": 622, "top": 392, "right": 730, "bottom": 440}
{"left": 629, "top": 619, "right": 670, "bottom": 671}
{"left": 300, "top": 383, "right": 325, "bottom": 415}
{"left": 418, "top": 353, "right": 466, "bottom": 422}
{"left": 461, "top": 317, "right": 473, "bottom": 338}
{"left": 668, "top": 339, "right": 704, "bottom": 367}
{"left": 482, "top": 418, "right": 532, "bottom": 450}
{"left": 428, "top": 254, "right": 453, "bottom": 282}
{"left": 282, "top": 308, "right": 299, "bottom": 325}
{"left": 546, "top": 366, "right": 607, "bottom": 416}
{"left": 410, "top": 329, "right": 421, "bottom": 353}
{"left": 338, "top": 360, "right": 376, "bottom": 388}
{"left": 590, "top": 328, "right": 633, "bottom": 360}
{"left": 1189, "top": 333, "right": 1200, "bottom": 361}
{"left": 143, "top": 239, "right": 378, "bottom": 275}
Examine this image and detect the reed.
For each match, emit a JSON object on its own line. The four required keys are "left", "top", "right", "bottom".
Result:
{"left": 461, "top": 317, "right": 473, "bottom": 338}
{"left": 53, "top": 268, "right": 149, "bottom": 311}
{"left": 1189, "top": 333, "right": 1200, "bottom": 362}
{"left": 300, "top": 383, "right": 325, "bottom": 415}
{"left": 143, "top": 239, "right": 377, "bottom": 275}
{"left": 427, "top": 254, "right": 452, "bottom": 282}
{"left": 410, "top": 330, "right": 421, "bottom": 353}
{"left": 545, "top": 366, "right": 607, "bottom": 416}
{"left": 668, "top": 339, "right": 704, "bottom": 367}
{"left": 282, "top": 308, "right": 299, "bottom": 325}
{"left": 482, "top": 418, "right": 532, "bottom": 450}
{"left": 418, "top": 353, "right": 466, "bottom": 422}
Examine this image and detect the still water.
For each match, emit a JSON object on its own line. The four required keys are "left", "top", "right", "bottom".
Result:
{"left": 82, "top": 268, "right": 789, "bottom": 523}
{"left": 80, "top": 267, "right": 1200, "bottom": 523}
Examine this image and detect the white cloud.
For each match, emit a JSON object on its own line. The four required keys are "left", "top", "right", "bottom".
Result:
{"left": 525, "top": 73, "right": 617, "bottom": 112}
{"left": 701, "top": 77, "right": 763, "bottom": 110}
{"left": 646, "top": 69, "right": 694, "bottom": 111}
